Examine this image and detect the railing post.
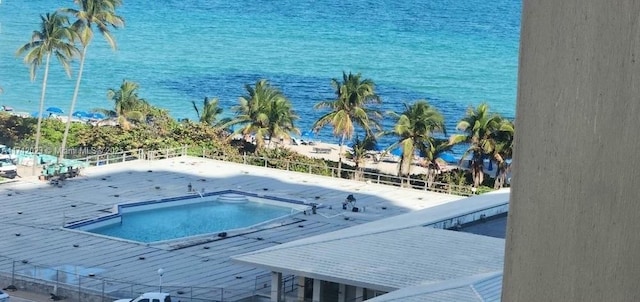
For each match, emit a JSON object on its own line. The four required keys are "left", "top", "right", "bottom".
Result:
{"left": 243, "top": 152, "right": 247, "bottom": 165}
{"left": 264, "top": 156, "right": 267, "bottom": 167}
{"left": 11, "top": 260, "right": 15, "bottom": 285}
{"left": 122, "top": 152, "right": 126, "bottom": 162}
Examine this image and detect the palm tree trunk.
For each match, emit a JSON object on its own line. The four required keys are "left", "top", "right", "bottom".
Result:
{"left": 59, "top": 45, "right": 88, "bottom": 163}
{"left": 337, "top": 133, "right": 345, "bottom": 177}
{"left": 32, "top": 53, "right": 52, "bottom": 176}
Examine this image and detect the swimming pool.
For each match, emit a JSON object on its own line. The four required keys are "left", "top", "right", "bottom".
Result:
{"left": 67, "top": 191, "right": 307, "bottom": 243}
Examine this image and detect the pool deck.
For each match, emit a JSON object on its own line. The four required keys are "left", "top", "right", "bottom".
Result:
{"left": 0, "top": 156, "right": 464, "bottom": 300}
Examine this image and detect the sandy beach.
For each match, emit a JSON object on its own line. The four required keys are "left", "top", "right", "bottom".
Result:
{"left": 279, "top": 139, "right": 456, "bottom": 176}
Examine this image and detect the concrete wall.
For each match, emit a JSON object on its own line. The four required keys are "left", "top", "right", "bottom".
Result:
{"left": 503, "top": 0, "right": 640, "bottom": 301}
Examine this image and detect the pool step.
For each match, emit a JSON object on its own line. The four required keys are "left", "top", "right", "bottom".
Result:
{"left": 217, "top": 194, "right": 249, "bottom": 203}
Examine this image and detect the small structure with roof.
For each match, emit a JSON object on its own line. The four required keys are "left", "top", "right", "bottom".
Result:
{"left": 232, "top": 191, "right": 509, "bottom": 302}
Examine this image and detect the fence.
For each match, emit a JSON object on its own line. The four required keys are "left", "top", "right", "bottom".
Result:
{"left": 64, "top": 146, "right": 474, "bottom": 196}
{"left": 0, "top": 256, "right": 255, "bottom": 302}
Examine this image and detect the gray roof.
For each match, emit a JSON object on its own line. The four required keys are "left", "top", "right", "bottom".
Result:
{"left": 366, "top": 273, "right": 503, "bottom": 302}
{"left": 0, "top": 156, "right": 464, "bottom": 301}
{"left": 232, "top": 226, "right": 505, "bottom": 292}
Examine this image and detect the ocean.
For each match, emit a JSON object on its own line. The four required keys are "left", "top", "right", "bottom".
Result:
{"left": 0, "top": 0, "right": 521, "bottom": 148}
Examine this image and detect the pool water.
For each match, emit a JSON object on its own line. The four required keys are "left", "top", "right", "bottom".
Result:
{"left": 88, "top": 200, "right": 292, "bottom": 243}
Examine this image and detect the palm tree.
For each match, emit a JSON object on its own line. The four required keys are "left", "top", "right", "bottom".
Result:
{"left": 383, "top": 101, "right": 446, "bottom": 186}
{"left": 418, "top": 138, "right": 453, "bottom": 188}
{"left": 491, "top": 119, "right": 515, "bottom": 189}
{"left": 16, "top": 12, "right": 78, "bottom": 174}
{"left": 192, "top": 97, "right": 223, "bottom": 126}
{"left": 345, "top": 135, "right": 376, "bottom": 181}
{"left": 449, "top": 103, "right": 508, "bottom": 188}
{"left": 265, "top": 95, "right": 298, "bottom": 146}
{"left": 226, "top": 79, "right": 298, "bottom": 150}
{"left": 223, "top": 79, "right": 298, "bottom": 149}
{"left": 106, "top": 79, "right": 150, "bottom": 130}
{"left": 313, "top": 72, "right": 382, "bottom": 174}
{"left": 58, "top": 0, "right": 124, "bottom": 162}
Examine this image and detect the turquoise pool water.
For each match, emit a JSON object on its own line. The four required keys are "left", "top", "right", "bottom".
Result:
{"left": 86, "top": 198, "right": 293, "bottom": 243}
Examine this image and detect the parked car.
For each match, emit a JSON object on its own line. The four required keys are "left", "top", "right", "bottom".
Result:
{"left": 0, "top": 289, "right": 10, "bottom": 302}
{"left": 114, "top": 292, "right": 171, "bottom": 302}
{"left": 0, "top": 155, "right": 17, "bottom": 179}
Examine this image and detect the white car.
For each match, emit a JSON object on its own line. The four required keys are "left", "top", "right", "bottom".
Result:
{"left": 0, "top": 155, "right": 17, "bottom": 179}
{"left": 114, "top": 292, "right": 171, "bottom": 302}
{"left": 0, "top": 289, "right": 10, "bottom": 302}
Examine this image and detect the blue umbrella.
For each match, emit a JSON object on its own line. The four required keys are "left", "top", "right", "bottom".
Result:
{"left": 390, "top": 146, "right": 403, "bottom": 157}
{"left": 72, "top": 111, "right": 90, "bottom": 118}
{"left": 46, "top": 107, "right": 64, "bottom": 114}
{"left": 89, "top": 112, "right": 105, "bottom": 119}
{"left": 31, "top": 111, "right": 39, "bottom": 118}
{"left": 438, "top": 153, "right": 457, "bottom": 163}
{"left": 301, "top": 130, "right": 314, "bottom": 139}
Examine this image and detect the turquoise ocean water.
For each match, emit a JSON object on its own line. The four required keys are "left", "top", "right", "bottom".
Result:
{"left": 0, "top": 0, "right": 521, "bottom": 147}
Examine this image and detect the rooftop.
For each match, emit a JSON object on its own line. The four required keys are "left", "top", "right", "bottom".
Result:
{"left": 232, "top": 190, "right": 509, "bottom": 301}
{"left": 0, "top": 156, "right": 463, "bottom": 300}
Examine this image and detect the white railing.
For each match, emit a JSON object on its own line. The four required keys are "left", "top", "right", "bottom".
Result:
{"left": 73, "top": 146, "right": 474, "bottom": 196}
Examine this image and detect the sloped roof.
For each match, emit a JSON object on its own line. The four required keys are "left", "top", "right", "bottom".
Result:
{"left": 366, "top": 273, "right": 503, "bottom": 302}
{"left": 232, "top": 225, "right": 505, "bottom": 292}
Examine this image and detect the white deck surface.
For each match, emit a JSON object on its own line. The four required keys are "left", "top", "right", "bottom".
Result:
{"left": 0, "top": 156, "right": 463, "bottom": 300}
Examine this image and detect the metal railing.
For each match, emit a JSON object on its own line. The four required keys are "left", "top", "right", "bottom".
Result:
{"left": 0, "top": 256, "right": 252, "bottom": 302}
{"left": 69, "top": 146, "right": 474, "bottom": 196}
{"left": 75, "top": 149, "right": 145, "bottom": 167}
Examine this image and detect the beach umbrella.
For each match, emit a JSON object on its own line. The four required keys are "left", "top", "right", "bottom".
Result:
{"left": 438, "top": 153, "right": 457, "bottom": 163}
{"left": 45, "top": 107, "right": 64, "bottom": 114}
{"left": 31, "top": 111, "right": 39, "bottom": 118}
{"left": 89, "top": 112, "right": 105, "bottom": 119}
{"left": 390, "top": 146, "right": 403, "bottom": 157}
{"left": 301, "top": 130, "right": 314, "bottom": 140}
{"left": 72, "top": 111, "right": 90, "bottom": 118}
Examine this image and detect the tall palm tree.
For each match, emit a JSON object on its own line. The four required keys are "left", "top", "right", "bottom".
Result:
{"left": 266, "top": 96, "right": 298, "bottom": 146}
{"left": 423, "top": 138, "right": 452, "bottom": 188}
{"left": 226, "top": 79, "right": 298, "bottom": 150}
{"left": 384, "top": 101, "right": 446, "bottom": 183}
{"left": 58, "top": 0, "right": 124, "bottom": 162}
{"left": 491, "top": 119, "right": 515, "bottom": 189}
{"left": 345, "top": 135, "right": 376, "bottom": 181}
{"left": 16, "top": 12, "right": 78, "bottom": 174}
{"left": 192, "top": 97, "right": 223, "bottom": 126}
{"left": 313, "top": 72, "right": 382, "bottom": 174}
{"left": 449, "top": 103, "right": 508, "bottom": 188}
{"left": 106, "top": 79, "right": 150, "bottom": 130}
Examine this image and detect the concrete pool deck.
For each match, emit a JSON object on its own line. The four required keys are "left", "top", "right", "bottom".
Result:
{"left": 0, "top": 156, "right": 464, "bottom": 301}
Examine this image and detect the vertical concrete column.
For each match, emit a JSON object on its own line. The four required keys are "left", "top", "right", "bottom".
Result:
{"left": 354, "top": 287, "right": 364, "bottom": 302}
{"left": 270, "top": 271, "right": 282, "bottom": 302}
{"left": 338, "top": 283, "right": 346, "bottom": 302}
{"left": 312, "top": 279, "right": 322, "bottom": 302}
{"left": 296, "top": 276, "right": 306, "bottom": 302}
{"left": 503, "top": 0, "right": 640, "bottom": 301}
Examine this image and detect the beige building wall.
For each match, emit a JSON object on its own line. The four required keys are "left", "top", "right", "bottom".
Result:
{"left": 503, "top": 0, "right": 640, "bottom": 301}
